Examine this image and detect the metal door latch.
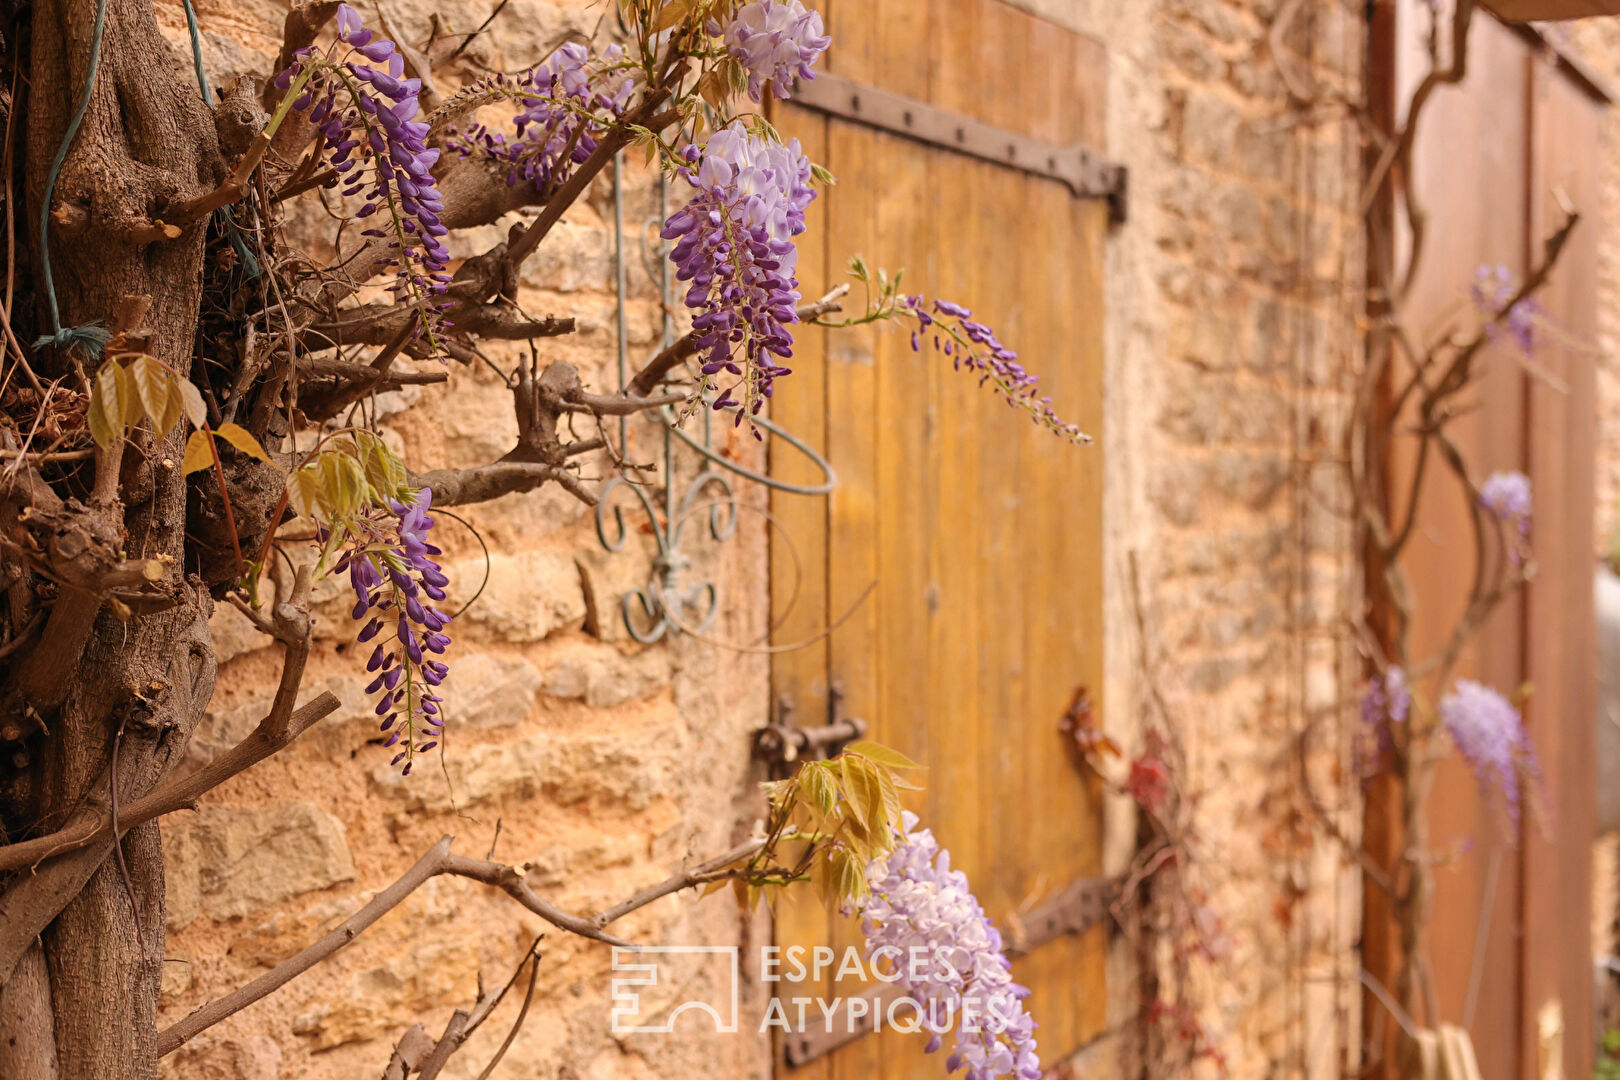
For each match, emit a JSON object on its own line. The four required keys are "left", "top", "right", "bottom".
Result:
{"left": 753, "top": 686, "right": 867, "bottom": 778}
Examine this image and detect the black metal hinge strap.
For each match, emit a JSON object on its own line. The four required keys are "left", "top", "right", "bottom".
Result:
{"left": 780, "top": 873, "right": 1120, "bottom": 1066}
{"left": 791, "top": 71, "right": 1128, "bottom": 224}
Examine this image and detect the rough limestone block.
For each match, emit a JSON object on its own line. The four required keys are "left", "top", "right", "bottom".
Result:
{"left": 442, "top": 652, "right": 544, "bottom": 728}
{"left": 542, "top": 643, "right": 672, "bottom": 708}
{"left": 209, "top": 600, "right": 267, "bottom": 666}
{"left": 163, "top": 804, "right": 357, "bottom": 929}
{"left": 450, "top": 549, "right": 585, "bottom": 642}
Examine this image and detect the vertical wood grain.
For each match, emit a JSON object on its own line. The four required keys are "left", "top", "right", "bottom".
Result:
{"left": 771, "top": 0, "right": 1108, "bottom": 1073}
{"left": 1522, "top": 57, "right": 1599, "bottom": 1080}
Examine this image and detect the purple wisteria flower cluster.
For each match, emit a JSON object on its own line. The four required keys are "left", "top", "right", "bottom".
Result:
{"left": 715, "top": 0, "right": 832, "bottom": 102}
{"left": 662, "top": 122, "right": 816, "bottom": 428}
{"left": 274, "top": 5, "right": 451, "bottom": 326}
{"left": 1438, "top": 679, "right": 1539, "bottom": 823}
{"left": 333, "top": 490, "right": 453, "bottom": 775}
{"left": 1470, "top": 263, "right": 1540, "bottom": 354}
{"left": 1359, "top": 665, "right": 1409, "bottom": 762}
{"left": 900, "top": 295, "right": 1091, "bottom": 444}
{"left": 859, "top": 812, "right": 1041, "bottom": 1080}
{"left": 447, "top": 43, "right": 634, "bottom": 194}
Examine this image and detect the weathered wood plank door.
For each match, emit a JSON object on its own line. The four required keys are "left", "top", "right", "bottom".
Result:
{"left": 768, "top": 1, "right": 1109, "bottom": 1076}
{"left": 1370, "top": 9, "right": 1603, "bottom": 1077}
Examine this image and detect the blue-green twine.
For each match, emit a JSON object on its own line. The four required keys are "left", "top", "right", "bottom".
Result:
{"left": 33, "top": 0, "right": 257, "bottom": 362}
{"left": 180, "top": 0, "right": 212, "bottom": 105}
{"left": 218, "top": 205, "right": 261, "bottom": 278}
{"left": 34, "top": 0, "right": 112, "bottom": 359}
{"left": 179, "top": 0, "right": 262, "bottom": 280}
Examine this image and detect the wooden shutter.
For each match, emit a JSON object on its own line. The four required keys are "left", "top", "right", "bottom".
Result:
{"left": 1370, "top": 10, "right": 1604, "bottom": 1077}
{"left": 768, "top": 1, "right": 1109, "bottom": 1076}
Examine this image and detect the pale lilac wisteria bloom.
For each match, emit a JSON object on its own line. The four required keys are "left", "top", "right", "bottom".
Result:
{"left": 716, "top": 0, "right": 831, "bottom": 102}
{"left": 1360, "top": 666, "right": 1409, "bottom": 761}
{"left": 273, "top": 4, "right": 451, "bottom": 331}
{"left": 1470, "top": 263, "right": 1540, "bottom": 354}
{"left": 858, "top": 812, "right": 1041, "bottom": 1080}
{"left": 1438, "top": 679, "right": 1539, "bottom": 823}
{"left": 1479, "top": 471, "right": 1532, "bottom": 567}
{"left": 1479, "top": 470, "right": 1532, "bottom": 527}
{"left": 662, "top": 122, "right": 816, "bottom": 425}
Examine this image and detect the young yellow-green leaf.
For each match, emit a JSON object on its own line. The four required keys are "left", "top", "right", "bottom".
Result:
{"left": 827, "top": 845, "right": 866, "bottom": 903}
{"left": 130, "top": 355, "right": 182, "bottom": 435}
{"left": 181, "top": 429, "right": 216, "bottom": 476}
{"left": 128, "top": 356, "right": 165, "bottom": 424}
{"left": 698, "top": 69, "right": 727, "bottom": 111}
{"left": 841, "top": 830, "right": 872, "bottom": 869}
{"left": 177, "top": 377, "right": 207, "bottom": 429}
{"left": 752, "top": 115, "right": 781, "bottom": 144}
{"left": 355, "top": 431, "right": 407, "bottom": 499}
{"left": 801, "top": 763, "right": 838, "bottom": 817}
{"left": 871, "top": 769, "right": 903, "bottom": 838}
{"left": 113, "top": 363, "right": 144, "bottom": 431}
{"left": 212, "top": 422, "right": 270, "bottom": 462}
{"left": 810, "top": 847, "right": 834, "bottom": 902}
{"left": 287, "top": 468, "right": 323, "bottom": 520}
{"left": 845, "top": 741, "right": 921, "bottom": 772}
{"left": 762, "top": 777, "right": 794, "bottom": 811}
{"left": 86, "top": 364, "right": 122, "bottom": 448}
{"left": 721, "top": 55, "right": 747, "bottom": 98}
{"left": 651, "top": 0, "right": 692, "bottom": 32}
{"left": 317, "top": 452, "right": 365, "bottom": 518}
{"left": 839, "top": 755, "right": 887, "bottom": 839}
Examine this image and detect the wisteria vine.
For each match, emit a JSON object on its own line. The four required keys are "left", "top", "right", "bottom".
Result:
{"left": 241, "top": 0, "right": 1087, "bottom": 809}
{"left": 858, "top": 813, "right": 1042, "bottom": 1080}
{"left": 330, "top": 489, "right": 453, "bottom": 776}
{"left": 818, "top": 259, "right": 1092, "bottom": 444}
{"left": 663, "top": 121, "right": 815, "bottom": 427}
{"left": 273, "top": 5, "right": 451, "bottom": 345}
{"left": 715, "top": 0, "right": 831, "bottom": 102}
{"left": 447, "top": 42, "right": 635, "bottom": 194}
{"left": 1437, "top": 679, "right": 1539, "bottom": 824}
{"left": 1471, "top": 262, "right": 1540, "bottom": 355}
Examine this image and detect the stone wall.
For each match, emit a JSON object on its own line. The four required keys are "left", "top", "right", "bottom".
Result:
{"left": 154, "top": 3, "right": 773, "bottom": 1077}
{"left": 147, "top": 1, "right": 1369, "bottom": 1078}
{"left": 1012, "top": 0, "right": 1364, "bottom": 1076}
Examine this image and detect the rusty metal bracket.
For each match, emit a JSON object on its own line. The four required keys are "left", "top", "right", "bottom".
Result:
{"left": 792, "top": 71, "right": 1128, "bottom": 224}
{"left": 754, "top": 686, "right": 867, "bottom": 779}
{"left": 780, "top": 871, "right": 1120, "bottom": 1066}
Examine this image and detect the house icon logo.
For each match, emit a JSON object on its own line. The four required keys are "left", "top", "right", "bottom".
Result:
{"left": 610, "top": 946, "right": 741, "bottom": 1034}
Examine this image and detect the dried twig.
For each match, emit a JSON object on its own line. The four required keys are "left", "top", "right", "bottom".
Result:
{"left": 158, "top": 827, "right": 770, "bottom": 1054}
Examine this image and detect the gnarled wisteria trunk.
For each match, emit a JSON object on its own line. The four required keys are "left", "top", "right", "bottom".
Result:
{"left": 0, "top": 1, "right": 222, "bottom": 1076}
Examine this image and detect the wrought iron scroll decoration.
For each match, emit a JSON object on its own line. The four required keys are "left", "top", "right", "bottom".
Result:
{"left": 595, "top": 155, "right": 837, "bottom": 643}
